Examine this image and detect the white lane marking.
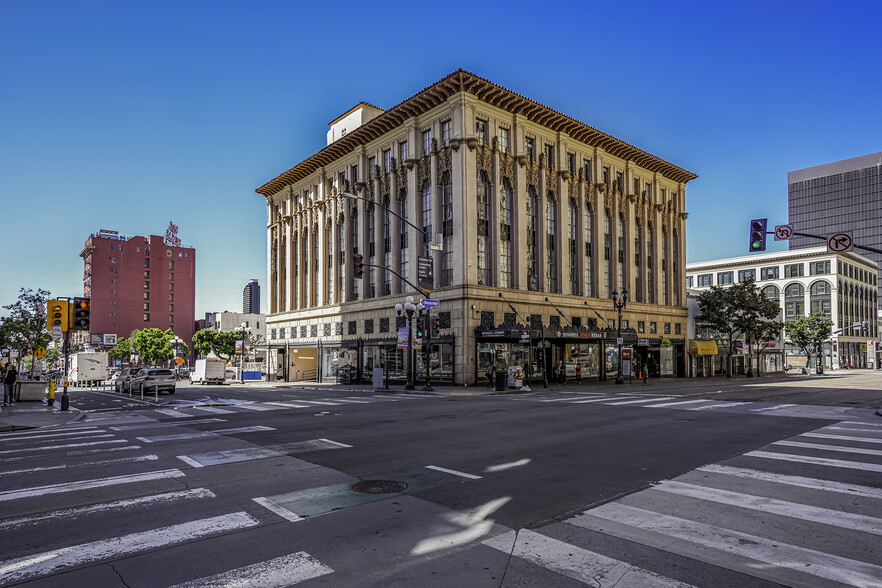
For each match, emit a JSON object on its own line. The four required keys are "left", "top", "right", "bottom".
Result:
{"left": 0, "top": 512, "right": 259, "bottom": 585}
{"left": 606, "top": 397, "right": 674, "bottom": 406}
{"left": 266, "top": 401, "right": 313, "bottom": 409}
{"left": 284, "top": 399, "right": 341, "bottom": 406}
{"left": 1, "top": 454, "right": 159, "bottom": 476}
{"left": 343, "top": 397, "right": 375, "bottom": 403}
{"left": 323, "top": 397, "right": 369, "bottom": 404}
{"left": 155, "top": 409, "right": 188, "bottom": 418}
{"left": 189, "top": 406, "right": 235, "bottom": 414}
{"left": 483, "top": 529, "right": 695, "bottom": 588}
{"left": 570, "top": 396, "right": 626, "bottom": 404}
{"left": 688, "top": 402, "right": 750, "bottom": 411}
{"left": 111, "top": 418, "right": 225, "bottom": 431}
{"left": 773, "top": 440, "right": 882, "bottom": 457}
{"left": 426, "top": 465, "right": 482, "bottom": 480}
{"left": 841, "top": 420, "right": 882, "bottom": 428}
{"left": 253, "top": 497, "right": 303, "bottom": 522}
{"left": 576, "top": 503, "right": 882, "bottom": 587}
{"left": 177, "top": 455, "right": 204, "bottom": 468}
{"left": 317, "top": 438, "right": 352, "bottom": 448}
{"left": 655, "top": 480, "right": 882, "bottom": 536}
{"left": 137, "top": 425, "right": 276, "bottom": 443}
{"left": 744, "top": 450, "right": 882, "bottom": 473}
{"left": 802, "top": 432, "right": 882, "bottom": 444}
{"left": 0, "top": 428, "right": 102, "bottom": 441}
{"left": 646, "top": 399, "right": 715, "bottom": 408}
{"left": 0, "top": 439, "right": 127, "bottom": 455}
{"left": 235, "top": 403, "right": 278, "bottom": 411}
{"left": 827, "top": 425, "right": 882, "bottom": 434}
{"left": 0, "top": 488, "right": 215, "bottom": 530}
{"left": 0, "top": 426, "right": 100, "bottom": 438}
{"left": 750, "top": 403, "right": 798, "bottom": 412}
{"left": 539, "top": 397, "right": 585, "bottom": 403}
{"left": 697, "top": 464, "right": 882, "bottom": 500}
{"left": 0, "top": 469, "right": 185, "bottom": 501}
{"left": 170, "top": 551, "right": 332, "bottom": 587}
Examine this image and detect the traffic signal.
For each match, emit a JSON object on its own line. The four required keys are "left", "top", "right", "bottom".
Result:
{"left": 354, "top": 253, "right": 364, "bottom": 279}
{"left": 431, "top": 316, "right": 440, "bottom": 338}
{"left": 46, "top": 300, "right": 69, "bottom": 332}
{"left": 72, "top": 297, "right": 91, "bottom": 331}
{"left": 416, "top": 315, "right": 425, "bottom": 339}
{"left": 749, "top": 218, "right": 767, "bottom": 252}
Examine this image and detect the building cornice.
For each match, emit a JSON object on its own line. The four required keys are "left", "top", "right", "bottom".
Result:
{"left": 256, "top": 69, "right": 697, "bottom": 197}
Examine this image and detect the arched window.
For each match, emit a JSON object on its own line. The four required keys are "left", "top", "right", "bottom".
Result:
{"left": 809, "top": 280, "right": 831, "bottom": 315}
{"left": 784, "top": 283, "right": 804, "bottom": 320}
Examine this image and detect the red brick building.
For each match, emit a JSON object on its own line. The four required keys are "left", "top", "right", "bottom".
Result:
{"left": 79, "top": 229, "right": 196, "bottom": 354}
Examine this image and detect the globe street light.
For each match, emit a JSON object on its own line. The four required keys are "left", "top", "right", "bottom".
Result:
{"left": 395, "top": 296, "right": 418, "bottom": 390}
{"left": 611, "top": 289, "right": 628, "bottom": 384}
{"left": 170, "top": 336, "right": 183, "bottom": 377}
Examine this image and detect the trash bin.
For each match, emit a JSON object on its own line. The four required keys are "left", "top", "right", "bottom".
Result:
{"left": 495, "top": 371, "right": 507, "bottom": 391}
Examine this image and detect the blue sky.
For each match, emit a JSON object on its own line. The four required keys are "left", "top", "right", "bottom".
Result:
{"left": 2, "top": 0, "right": 880, "bottom": 316}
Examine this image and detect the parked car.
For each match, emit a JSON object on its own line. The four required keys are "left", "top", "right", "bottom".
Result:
{"left": 115, "top": 367, "right": 143, "bottom": 393}
{"left": 132, "top": 368, "right": 176, "bottom": 395}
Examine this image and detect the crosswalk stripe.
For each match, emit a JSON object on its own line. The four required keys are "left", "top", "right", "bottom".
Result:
{"left": 696, "top": 464, "right": 882, "bottom": 500}
{"left": 169, "top": 551, "right": 333, "bottom": 587}
{"left": 744, "top": 450, "right": 882, "bottom": 473}
{"left": 773, "top": 440, "right": 882, "bottom": 457}
{"left": 645, "top": 399, "right": 714, "bottom": 408}
{"left": 802, "top": 432, "right": 882, "bottom": 444}
{"left": 654, "top": 480, "right": 882, "bottom": 536}
{"left": 0, "top": 428, "right": 102, "bottom": 441}
{"left": 0, "top": 512, "right": 260, "bottom": 585}
{"left": 0, "top": 469, "right": 185, "bottom": 501}
{"left": 606, "top": 397, "right": 674, "bottom": 405}
{"left": 0, "top": 488, "right": 215, "bottom": 531}
{"left": 111, "top": 418, "right": 225, "bottom": 431}
{"left": 0, "top": 439, "right": 127, "bottom": 455}
{"left": 325, "top": 397, "right": 371, "bottom": 404}
{"left": 1, "top": 454, "right": 159, "bottom": 476}
{"left": 841, "top": 420, "right": 882, "bottom": 428}
{"left": 266, "top": 401, "right": 314, "bottom": 409}
{"left": 3, "top": 432, "right": 114, "bottom": 445}
{"left": 574, "top": 503, "right": 882, "bottom": 587}
{"left": 155, "top": 409, "right": 188, "bottom": 418}
{"left": 136, "top": 425, "right": 275, "bottom": 443}
{"left": 426, "top": 465, "right": 481, "bottom": 479}
{"left": 285, "top": 399, "right": 341, "bottom": 406}
{"left": 188, "top": 406, "right": 236, "bottom": 414}
{"left": 539, "top": 397, "right": 584, "bottom": 402}
{"left": 235, "top": 403, "right": 279, "bottom": 411}
{"left": 0, "top": 425, "right": 100, "bottom": 438}
{"left": 750, "top": 403, "right": 798, "bottom": 412}
{"left": 483, "top": 529, "right": 695, "bottom": 587}
{"left": 827, "top": 425, "right": 882, "bottom": 434}
{"left": 688, "top": 401, "right": 750, "bottom": 411}
{"left": 571, "top": 396, "right": 625, "bottom": 404}
{"left": 253, "top": 496, "right": 303, "bottom": 522}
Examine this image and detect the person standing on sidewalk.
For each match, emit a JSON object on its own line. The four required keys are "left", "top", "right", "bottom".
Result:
{"left": 485, "top": 362, "right": 496, "bottom": 389}
{"left": 556, "top": 360, "right": 566, "bottom": 387}
{"left": 641, "top": 364, "right": 649, "bottom": 385}
{"left": 4, "top": 364, "right": 18, "bottom": 405}
{"left": 575, "top": 363, "right": 582, "bottom": 384}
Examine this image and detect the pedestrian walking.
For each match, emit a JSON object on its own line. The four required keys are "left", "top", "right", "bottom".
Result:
{"left": 641, "top": 364, "right": 649, "bottom": 385}
{"left": 485, "top": 362, "right": 496, "bottom": 389}
{"left": 556, "top": 360, "right": 565, "bottom": 386}
{"left": 575, "top": 363, "right": 582, "bottom": 384}
{"left": 4, "top": 364, "right": 18, "bottom": 405}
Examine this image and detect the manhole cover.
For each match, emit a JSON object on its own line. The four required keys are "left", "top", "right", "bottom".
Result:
{"left": 351, "top": 480, "right": 407, "bottom": 494}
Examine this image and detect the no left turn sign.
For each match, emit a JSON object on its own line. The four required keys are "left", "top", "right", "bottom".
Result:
{"left": 827, "top": 232, "right": 853, "bottom": 253}
{"left": 774, "top": 224, "right": 793, "bottom": 240}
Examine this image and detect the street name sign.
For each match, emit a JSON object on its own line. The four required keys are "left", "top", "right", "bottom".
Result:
{"left": 421, "top": 299, "right": 440, "bottom": 309}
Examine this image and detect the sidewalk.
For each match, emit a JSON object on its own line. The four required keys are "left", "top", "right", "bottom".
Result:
{"left": 0, "top": 401, "right": 84, "bottom": 432}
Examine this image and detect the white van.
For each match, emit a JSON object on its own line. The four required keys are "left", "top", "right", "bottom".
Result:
{"left": 189, "top": 358, "right": 226, "bottom": 385}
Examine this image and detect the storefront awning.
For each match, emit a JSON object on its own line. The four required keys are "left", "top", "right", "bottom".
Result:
{"left": 688, "top": 340, "right": 718, "bottom": 355}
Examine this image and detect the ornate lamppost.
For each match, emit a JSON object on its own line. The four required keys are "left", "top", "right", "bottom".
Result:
{"left": 611, "top": 289, "right": 628, "bottom": 384}
{"left": 170, "top": 335, "right": 183, "bottom": 376}
{"left": 395, "top": 296, "right": 421, "bottom": 390}
{"left": 238, "top": 323, "right": 250, "bottom": 384}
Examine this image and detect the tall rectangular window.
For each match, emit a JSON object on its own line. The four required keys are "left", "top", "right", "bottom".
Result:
{"left": 526, "top": 137, "right": 535, "bottom": 162}
{"left": 350, "top": 212, "right": 359, "bottom": 300}
{"left": 647, "top": 229, "right": 655, "bottom": 303}
{"left": 476, "top": 174, "right": 491, "bottom": 286}
{"left": 784, "top": 263, "right": 804, "bottom": 278}
{"left": 422, "top": 130, "right": 432, "bottom": 156}
{"left": 604, "top": 214, "right": 612, "bottom": 297}
{"left": 617, "top": 216, "right": 625, "bottom": 292}
{"left": 567, "top": 153, "right": 576, "bottom": 174}
{"left": 421, "top": 184, "right": 433, "bottom": 257}
{"left": 327, "top": 226, "right": 334, "bottom": 304}
{"left": 499, "top": 181, "right": 513, "bottom": 288}
{"left": 383, "top": 206, "right": 391, "bottom": 296}
{"left": 399, "top": 141, "right": 408, "bottom": 163}
{"left": 399, "top": 192, "right": 409, "bottom": 292}
{"left": 616, "top": 172, "right": 624, "bottom": 193}
{"left": 569, "top": 200, "right": 578, "bottom": 295}
{"left": 476, "top": 119, "right": 487, "bottom": 145}
{"left": 634, "top": 235, "right": 642, "bottom": 301}
{"left": 350, "top": 164, "right": 358, "bottom": 184}
{"left": 441, "top": 121, "right": 451, "bottom": 147}
{"left": 527, "top": 188, "right": 538, "bottom": 291}
{"left": 368, "top": 157, "right": 376, "bottom": 179}
{"left": 545, "top": 144, "right": 555, "bottom": 169}
{"left": 383, "top": 149, "right": 392, "bottom": 173}
{"left": 602, "top": 166, "right": 610, "bottom": 185}
{"left": 498, "top": 127, "right": 510, "bottom": 153}
{"left": 368, "top": 210, "right": 376, "bottom": 298}
{"left": 441, "top": 175, "right": 454, "bottom": 286}
{"left": 546, "top": 198, "right": 557, "bottom": 292}
{"left": 584, "top": 207, "right": 593, "bottom": 297}
{"left": 583, "top": 159, "right": 592, "bottom": 181}
{"left": 661, "top": 232, "right": 668, "bottom": 305}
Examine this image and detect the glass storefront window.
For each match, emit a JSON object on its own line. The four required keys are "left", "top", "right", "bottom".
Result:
{"left": 604, "top": 344, "right": 619, "bottom": 378}
{"left": 660, "top": 346, "right": 674, "bottom": 376}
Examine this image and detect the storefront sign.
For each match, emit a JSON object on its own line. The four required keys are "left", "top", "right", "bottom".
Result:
{"left": 622, "top": 349, "right": 632, "bottom": 360}
{"left": 661, "top": 338, "right": 672, "bottom": 348}
{"left": 481, "top": 330, "right": 506, "bottom": 337}
{"left": 637, "top": 339, "right": 648, "bottom": 346}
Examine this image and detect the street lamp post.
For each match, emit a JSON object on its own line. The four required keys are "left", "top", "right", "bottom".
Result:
{"left": 171, "top": 336, "right": 182, "bottom": 376}
{"left": 611, "top": 289, "right": 629, "bottom": 385}
{"left": 238, "top": 323, "right": 250, "bottom": 385}
{"left": 395, "top": 296, "right": 417, "bottom": 390}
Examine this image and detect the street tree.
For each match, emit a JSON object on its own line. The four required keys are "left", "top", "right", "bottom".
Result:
{"left": 785, "top": 312, "right": 833, "bottom": 374}
{"left": 192, "top": 329, "right": 239, "bottom": 364}
{"left": 2, "top": 288, "right": 51, "bottom": 373}
{"left": 108, "top": 337, "right": 133, "bottom": 364}
{"left": 131, "top": 328, "right": 188, "bottom": 366}
{"left": 732, "top": 282, "right": 784, "bottom": 377}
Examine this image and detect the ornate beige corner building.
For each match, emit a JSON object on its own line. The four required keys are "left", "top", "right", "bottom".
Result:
{"left": 256, "top": 69, "right": 697, "bottom": 386}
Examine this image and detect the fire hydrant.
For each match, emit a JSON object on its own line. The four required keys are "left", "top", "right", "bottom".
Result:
{"left": 48, "top": 380, "right": 56, "bottom": 406}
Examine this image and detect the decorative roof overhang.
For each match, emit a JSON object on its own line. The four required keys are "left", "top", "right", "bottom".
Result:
{"left": 256, "top": 69, "right": 697, "bottom": 198}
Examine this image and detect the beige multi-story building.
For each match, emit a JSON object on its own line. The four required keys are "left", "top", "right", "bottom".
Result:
{"left": 687, "top": 247, "right": 879, "bottom": 372}
{"left": 256, "top": 70, "right": 697, "bottom": 385}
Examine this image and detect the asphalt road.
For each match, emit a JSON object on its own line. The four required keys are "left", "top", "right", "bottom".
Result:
{"left": 1, "top": 378, "right": 880, "bottom": 586}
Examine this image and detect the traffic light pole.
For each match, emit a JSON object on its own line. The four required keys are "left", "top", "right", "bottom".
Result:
{"left": 61, "top": 330, "right": 70, "bottom": 411}
{"left": 787, "top": 231, "right": 882, "bottom": 256}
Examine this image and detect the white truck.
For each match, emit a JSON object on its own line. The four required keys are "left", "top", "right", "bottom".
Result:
{"left": 68, "top": 352, "right": 109, "bottom": 384}
{"left": 190, "top": 358, "right": 226, "bottom": 385}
